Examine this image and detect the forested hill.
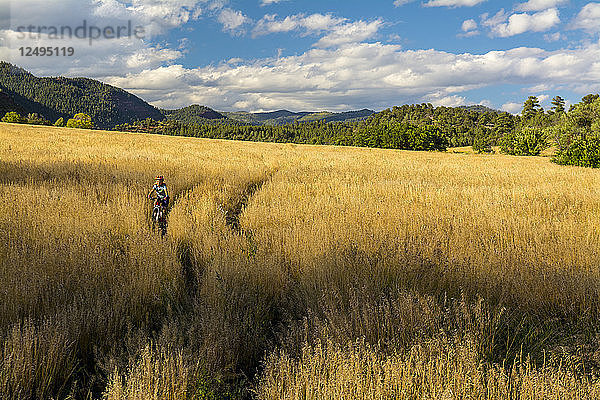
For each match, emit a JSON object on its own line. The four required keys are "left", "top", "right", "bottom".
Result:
{"left": 0, "top": 62, "right": 163, "bottom": 128}
{"left": 0, "top": 89, "right": 27, "bottom": 117}
{"left": 223, "top": 109, "right": 375, "bottom": 125}
{"left": 114, "top": 101, "right": 515, "bottom": 153}
{"left": 161, "top": 105, "right": 226, "bottom": 124}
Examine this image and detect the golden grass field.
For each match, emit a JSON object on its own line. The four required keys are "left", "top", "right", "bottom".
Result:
{"left": 2, "top": 122, "right": 600, "bottom": 399}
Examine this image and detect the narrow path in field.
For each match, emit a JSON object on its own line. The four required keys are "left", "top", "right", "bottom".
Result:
{"left": 219, "top": 175, "right": 272, "bottom": 234}
{"left": 166, "top": 170, "right": 276, "bottom": 294}
{"left": 176, "top": 241, "right": 197, "bottom": 294}
{"left": 163, "top": 182, "right": 207, "bottom": 294}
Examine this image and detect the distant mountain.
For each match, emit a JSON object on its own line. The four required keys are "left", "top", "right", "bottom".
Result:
{"left": 223, "top": 110, "right": 306, "bottom": 125}
{"left": 223, "top": 109, "right": 375, "bottom": 125}
{"left": 254, "top": 110, "right": 309, "bottom": 121}
{"left": 161, "top": 105, "right": 226, "bottom": 124}
{"left": 458, "top": 105, "right": 500, "bottom": 114}
{"left": 0, "top": 62, "right": 164, "bottom": 128}
{"left": 318, "top": 109, "right": 375, "bottom": 123}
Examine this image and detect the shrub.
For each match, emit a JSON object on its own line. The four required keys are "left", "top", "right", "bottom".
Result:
{"left": 1, "top": 111, "right": 26, "bottom": 124}
{"left": 66, "top": 113, "right": 93, "bottom": 129}
{"left": 356, "top": 123, "right": 447, "bottom": 151}
{"left": 26, "top": 113, "right": 51, "bottom": 126}
{"left": 500, "top": 126, "right": 548, "bottom": 156}
{"left": 552, "top": 134, "right": 600, "bottom": 168}
{"left": 54, "top": 117, "right": 65, "bottom": 127}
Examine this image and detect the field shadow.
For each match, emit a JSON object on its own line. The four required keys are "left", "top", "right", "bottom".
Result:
{"left": 0, "top": 159, "right": 144, "bottom": 186}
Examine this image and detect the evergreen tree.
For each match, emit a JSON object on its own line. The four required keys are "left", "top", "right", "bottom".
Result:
{"left": 522, "top": 96, "right": 542, "bottom": 120}
{"left": 550, "top": 96, "right": 565, "bottom": 114}
{"left": 581, "top": 94, "right": 599, "bottom": 105}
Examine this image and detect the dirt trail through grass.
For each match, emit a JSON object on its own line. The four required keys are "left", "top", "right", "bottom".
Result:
{"left": 218, "top": 173, "right": 274, "bottom": 234}
{"left": 168, "top": 168, "right": 277, "bottom": 295}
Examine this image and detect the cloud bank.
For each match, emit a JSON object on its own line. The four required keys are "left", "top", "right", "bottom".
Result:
{"left": 103, "top": 42, "right": 600, "bottom": 111}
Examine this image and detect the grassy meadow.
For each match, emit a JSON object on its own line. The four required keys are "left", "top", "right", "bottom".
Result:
{"left": 2, "top": 122, "right": 600, "bottom": 399}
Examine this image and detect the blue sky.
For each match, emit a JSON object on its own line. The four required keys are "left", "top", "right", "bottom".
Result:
{"left": 1, "top": 0, "right": 600, "bottom": 112}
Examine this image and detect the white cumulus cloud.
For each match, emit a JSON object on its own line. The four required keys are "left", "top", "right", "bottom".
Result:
{"left": 217, "top": 8, "right": 250, "bottom": 33}
{"left": 314, "top": 20, "right": 384, "bottom": 48}
{"left": 485, "top": 8, "right": 560, "bottom": 37}
{"left": 515, "top": 0, "right": 568, "bottom": 12}
{"left": 571, "top": 2, "right": 600, "bottom": 32}
{"left": 253, "top": 13, "right": 383, "bottom": 48}
{"left": 101, "top": 41, "right": 600, "bottom": 112}
{"left": 0, "top": 28, "right": 182, "bottom": 77}
{"left": 5, "top": 0, "right": 247, "bottom": 37}
{"left": 253, "top": 13, "right": 346, "bottom": 36}
{"left": 462, "top": 19, "right": 478, "bottom": 31}
{"left": 502, "top": 102, "right": 522, "bottom": 114}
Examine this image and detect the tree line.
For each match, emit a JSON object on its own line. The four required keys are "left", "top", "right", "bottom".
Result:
{"left": 2, "top": 111, "right": 93, "bottom": 129}
{"left": 110, "top": 94, "right": 600, "bottom": 166}
{"left": 116, "top": 117, "right": 450, "bottom": 151}
{"left": 115, "top": 104, "right": 522, "bottom": 152}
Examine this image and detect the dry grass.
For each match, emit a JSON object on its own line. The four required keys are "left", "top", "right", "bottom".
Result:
{"left": 1, "top": 122, "right": 600, "bottom": 398}
{"left": 103, "top": 343, "right": 191, "bottom": 400}
{"left": 257, "top": 338, "right": 600, "bottom": 400}
{"left": 0, "top": 319, "right": 78, "bottom": 400}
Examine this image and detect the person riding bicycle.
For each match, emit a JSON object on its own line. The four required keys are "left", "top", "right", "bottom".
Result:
{"left": 148, "top": 176, "right": 169, "bottom": 210}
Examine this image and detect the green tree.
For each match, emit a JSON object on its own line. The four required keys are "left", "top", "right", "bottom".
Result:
{"left": 54, "top": 117, "right": 65, "bottom": 127}
{"left": 66, "top": 113, "right": 93, "bottom": 129}
{"left": 500, "top": 126, "right": 548, "bottom": 156}
{"left": 550, "top": 96, "right": 565, "bottom": 114}
{"left": 472, "top": 126, "right": 493, "bottom": 153}
{"left": 568, "top": 96, "right": 600, "bottom": 132}
{"left": 581, "top": 94, "right": 599, "bottom": 105}
{"left": 493, "top": 112, "right": 515, "bottom": 139}
{"left": 552, "top": 134, "right": 600, "bottom": 168}
{"left": 522, "top": 96, "right": 542, "bottom": 120}
{"left": 1, "top": 111, "right": 26, "bottom": 123}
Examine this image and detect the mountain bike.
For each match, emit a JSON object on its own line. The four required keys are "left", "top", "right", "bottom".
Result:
{"left": 150, "top": 196, "right": 168, "bottom": 236}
